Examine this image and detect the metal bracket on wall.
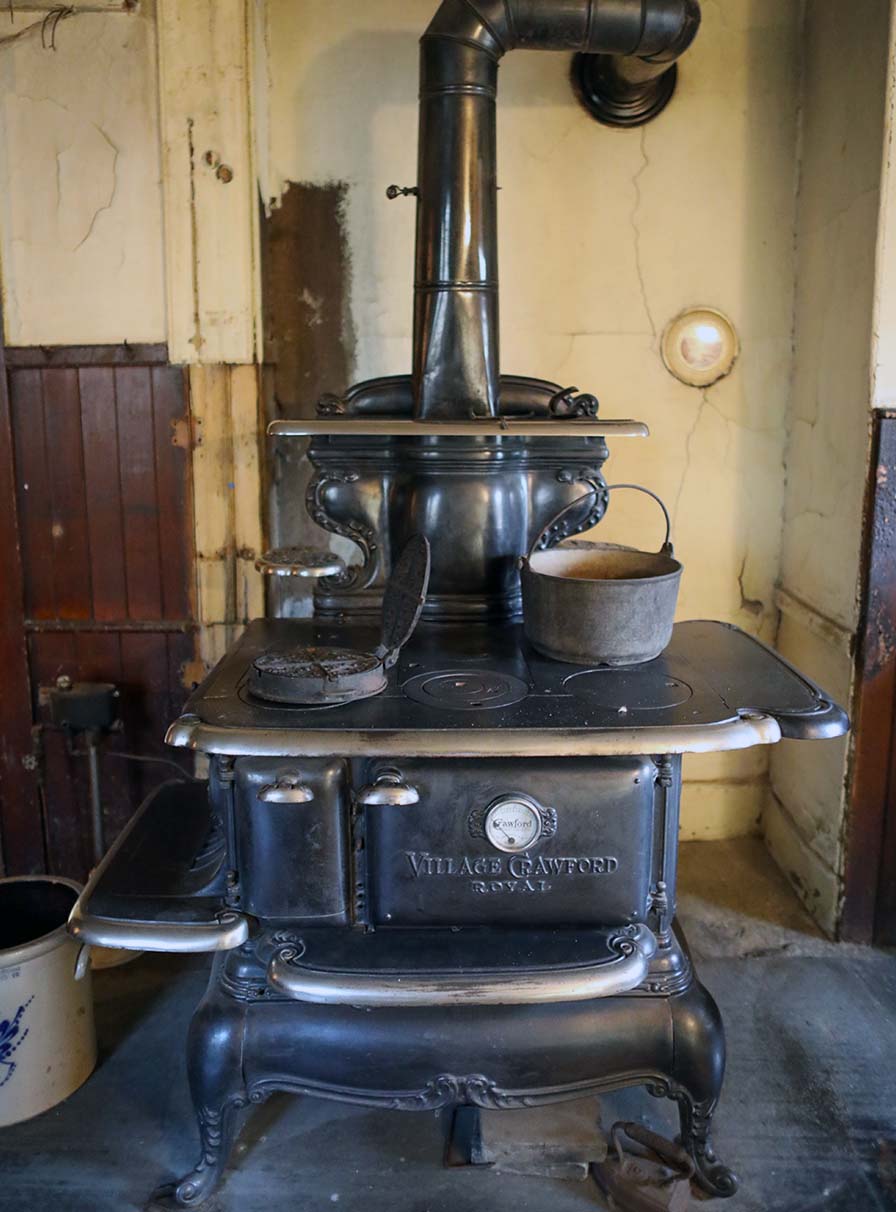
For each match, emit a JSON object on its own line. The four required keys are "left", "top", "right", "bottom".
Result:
{"left": 571, "top": 54, "right": 679, "bottom": 128}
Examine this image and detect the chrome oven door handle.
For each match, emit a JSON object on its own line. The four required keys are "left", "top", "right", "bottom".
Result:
{"left": 356, "top": 770, "right": 420, "bottom": 807}
{"left": 268, "top": 926, "right": 657, "bottom": 1007}
{"left": 258, "top": 778, "right": 315, "bottom": 804}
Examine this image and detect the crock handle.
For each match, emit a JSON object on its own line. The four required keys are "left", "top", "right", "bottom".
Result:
{"left": 74, "top": 944, "right": 92, "bottom": 981}
{"left": 525, "top": 482, "right": 673, "bottom": 563}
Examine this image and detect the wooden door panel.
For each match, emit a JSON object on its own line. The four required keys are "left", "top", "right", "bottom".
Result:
{"left": 117, "top": 367, "right": 165, "bottom": 621}
{"left": 10, "top": 368, "right": 57, "bottom": 622}
{"left": 152, "top": 365, "right": 194, "bottom": 621}
{"left": 42, "top": 368, "right": 93, "bottom": 619}
{"left": 0, "top": 339, "right": 45, "bottom": 873}
{"left": 3, "top": 346, "right": 197, "bottom": 882}
{"left": 843, "top": 412, "right": 896, "bottom": 944}
{"left": 79, "top": 366, "right": 128, "bottom": 621}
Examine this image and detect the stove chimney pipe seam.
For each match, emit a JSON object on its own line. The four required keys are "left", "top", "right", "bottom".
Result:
{"left": 413, "top": 0, "right": 701, "bottom": 420}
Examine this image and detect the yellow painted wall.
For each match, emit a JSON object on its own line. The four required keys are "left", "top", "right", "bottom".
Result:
{"left": 258, "top": 0, "right": 804, "bottom": 840}
{"left": 768, "top": 0, "right": 892, "bottom": 934}
{"left": 0, "top": 6, "right": 166, "bottom": 344}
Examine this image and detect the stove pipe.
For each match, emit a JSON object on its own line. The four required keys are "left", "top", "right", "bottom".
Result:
{"left": 413, "top": 0, "right": 701, "bottom": 420}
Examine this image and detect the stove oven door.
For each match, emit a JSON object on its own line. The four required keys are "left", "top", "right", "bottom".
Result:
{"left": 364, "top": 757, "right": 659, "bottom": 928}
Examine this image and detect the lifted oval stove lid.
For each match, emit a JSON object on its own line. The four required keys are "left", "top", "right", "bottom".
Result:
{"left": 249, "top": 535, "right": 431, "bottom": 706}
{"left": 375, "top": 534, "right": 431, "bottom": 669}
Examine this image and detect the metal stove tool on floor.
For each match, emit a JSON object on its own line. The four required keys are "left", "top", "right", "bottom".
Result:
{"left": 70, "top": 2, "right": 847, "bottom": 1206}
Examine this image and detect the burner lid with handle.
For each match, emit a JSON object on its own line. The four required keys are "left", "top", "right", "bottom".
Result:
{"left": 255, "top": 546, "right": 346, "bottom": 579}
{"left": 250, "top": 535, "right": 431, "bottom": 706}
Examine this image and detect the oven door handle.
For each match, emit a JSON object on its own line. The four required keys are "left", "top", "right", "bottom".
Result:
{"left": 356, "top": 770, "right": 420, "bottom": 807}
{"left": 267, "top": 925, "right": 657, "bottom": 1007}
{"left": 259, "top": 777, "right": 315, "bottom": 804}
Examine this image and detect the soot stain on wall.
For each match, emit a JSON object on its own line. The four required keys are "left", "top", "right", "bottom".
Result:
{"left": 261, "top": 181, "right": 356, "bottom": 418}
{"left": 260, "top": 181, "right": 357, "bottom": 588}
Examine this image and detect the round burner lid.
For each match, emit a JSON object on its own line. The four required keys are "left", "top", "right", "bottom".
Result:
{"left": 252, "top": 647, "right": 386, "bottom": 705}
{"left": 403, "top": 669, "right": 529, "bottom": 711}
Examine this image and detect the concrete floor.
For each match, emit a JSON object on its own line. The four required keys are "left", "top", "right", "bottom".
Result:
{"left": 2, "top": 839, "right": 895, "bottom": 1212}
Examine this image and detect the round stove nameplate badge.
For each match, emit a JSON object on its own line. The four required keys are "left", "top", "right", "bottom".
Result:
{"left": 469, "top": 795, "right": 558, "bottom": 854}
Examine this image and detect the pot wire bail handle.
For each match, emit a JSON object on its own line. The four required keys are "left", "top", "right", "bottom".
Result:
{"left": 525, "top": 482, "right": 675, "bottom": 562}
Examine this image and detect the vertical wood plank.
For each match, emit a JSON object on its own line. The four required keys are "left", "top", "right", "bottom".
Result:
{"left": 10, "top": 369, "right": 57, "bottom": 619}
{"left": 42, "top": 369, "right": 92, "bottom": 619}
{"left": 79, "top": 367, "right": 128, "bottom": 620}
{"left": 191, "top": 364, "right": 235, "bottom": 667}
{"left": 230, "top": 363, "right": 264, "bottom": 624}
{"left": 0, "top": 354, "right": 46, "bottom": 873}
{"left": 156, "top": 0, "right": 260, "bottom": 364}
{"left": 843, "top": 413, "right": 896, "bottom": 943}
{"left": 151, "top": 365, "right": 193, "bottom": 620}
{"left": 116, "top": 367, "right": 164, "bottom": 620}
{"left": 188, "top": 364, "right": 264, "bottom": 672}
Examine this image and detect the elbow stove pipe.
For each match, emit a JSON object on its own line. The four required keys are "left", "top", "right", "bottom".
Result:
{"left": 413, "top": 0, "right": 701, "bottom": 421}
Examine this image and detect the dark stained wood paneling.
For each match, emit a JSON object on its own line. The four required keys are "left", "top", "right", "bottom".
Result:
{"left": 42, "top": 369, "right": 93, "bottom": 619}
{"left": 0, "top": 333, "right": 46, "bottom": 873}
{"left": 4, "top": 350, "right": 196, "bottom": 881}
{"left": 10, "top": 369, "right": 57, "bottom": 621}
{"left": 842, "top": 413, "right": 896, "bottom": 944}
{"left": 5, "top": 344, "right": 169, "bottom": 369}
{"left": 151, "top": 365, "right": 193, "bottom": 620}
{"left": 116, "top": 367, "right": 164, "bottom": 621}
{"left": 79, "top": 367, "right": 128, "bottom": 621}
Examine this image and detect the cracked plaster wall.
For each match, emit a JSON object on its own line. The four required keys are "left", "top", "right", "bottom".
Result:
{"left": 0, "top": 6, "right": 166, "bottom": 344}
{"left": 260, "top": 0, "right": 803, "bottom": 840}
{"left": 768, "top": 0, "right": 892, "bottom": 935}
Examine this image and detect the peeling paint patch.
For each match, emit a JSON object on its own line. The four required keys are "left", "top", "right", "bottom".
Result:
{"left": 261, "top": 181, "right": 356, "bottom": 418}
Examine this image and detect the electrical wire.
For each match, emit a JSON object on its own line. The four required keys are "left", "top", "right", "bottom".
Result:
{"left": 0, "top": 6, "right": 74, "bottom": 51}
{"left": 102, "top": 751, "right": 197, "bottom": 781}
{"left": 68, "top": 746, "right": 196, "bottom": 781}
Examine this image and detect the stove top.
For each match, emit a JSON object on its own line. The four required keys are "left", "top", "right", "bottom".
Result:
{"left": 168, "top": 620, "right": 847, "bottom": 758}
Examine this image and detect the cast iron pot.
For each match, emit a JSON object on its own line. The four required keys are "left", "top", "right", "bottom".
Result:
{"left": 520, "top": 483, "right": 682, "bottom": 666}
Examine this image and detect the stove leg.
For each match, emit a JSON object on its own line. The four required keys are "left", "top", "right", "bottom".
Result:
{"left": 151, "top": 981, "right": 249, "bottom": 1209}
{"left": 649, "top": 980, "right": 739, "bottom": 1199}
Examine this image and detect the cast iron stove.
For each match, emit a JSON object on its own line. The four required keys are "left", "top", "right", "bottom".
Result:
{"left": 69, "top": 1, "right": 849, "bottom": 1206}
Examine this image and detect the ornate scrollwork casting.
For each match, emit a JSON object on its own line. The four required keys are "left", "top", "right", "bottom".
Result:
{"left": 647, "top": 1079, "right": 739, "bottom": 1198}
{"left": 246, "top": 1073, "right": 611, "bottom": 1115}
{"left": 536, "top": 469, "right": 609, "bottom": 550}
{"left": 548, "top": 385, "right": 600, "bottom": 418}
{"left": 467, "top": 802, "right": 558, "bottom": 842}
{"left": 305, "top": 469, "right": 379, "bottom": 591}
{"left": 151, "top": 1096, "right": 248, "bottom": 1208}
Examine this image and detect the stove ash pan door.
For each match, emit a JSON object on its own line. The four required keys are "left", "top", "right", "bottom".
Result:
{"left": 234, "top": 758, "right": 351, "bottom": 924}
{"left": 366, "top": 758, "right": 657, "bottom": 927}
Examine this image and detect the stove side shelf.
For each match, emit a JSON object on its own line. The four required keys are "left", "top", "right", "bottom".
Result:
{"left": 68, "top": 780, "right": 249, "bottom": 953}
{"left": 678, "top": 621, "right": 849, "bottom": 741}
